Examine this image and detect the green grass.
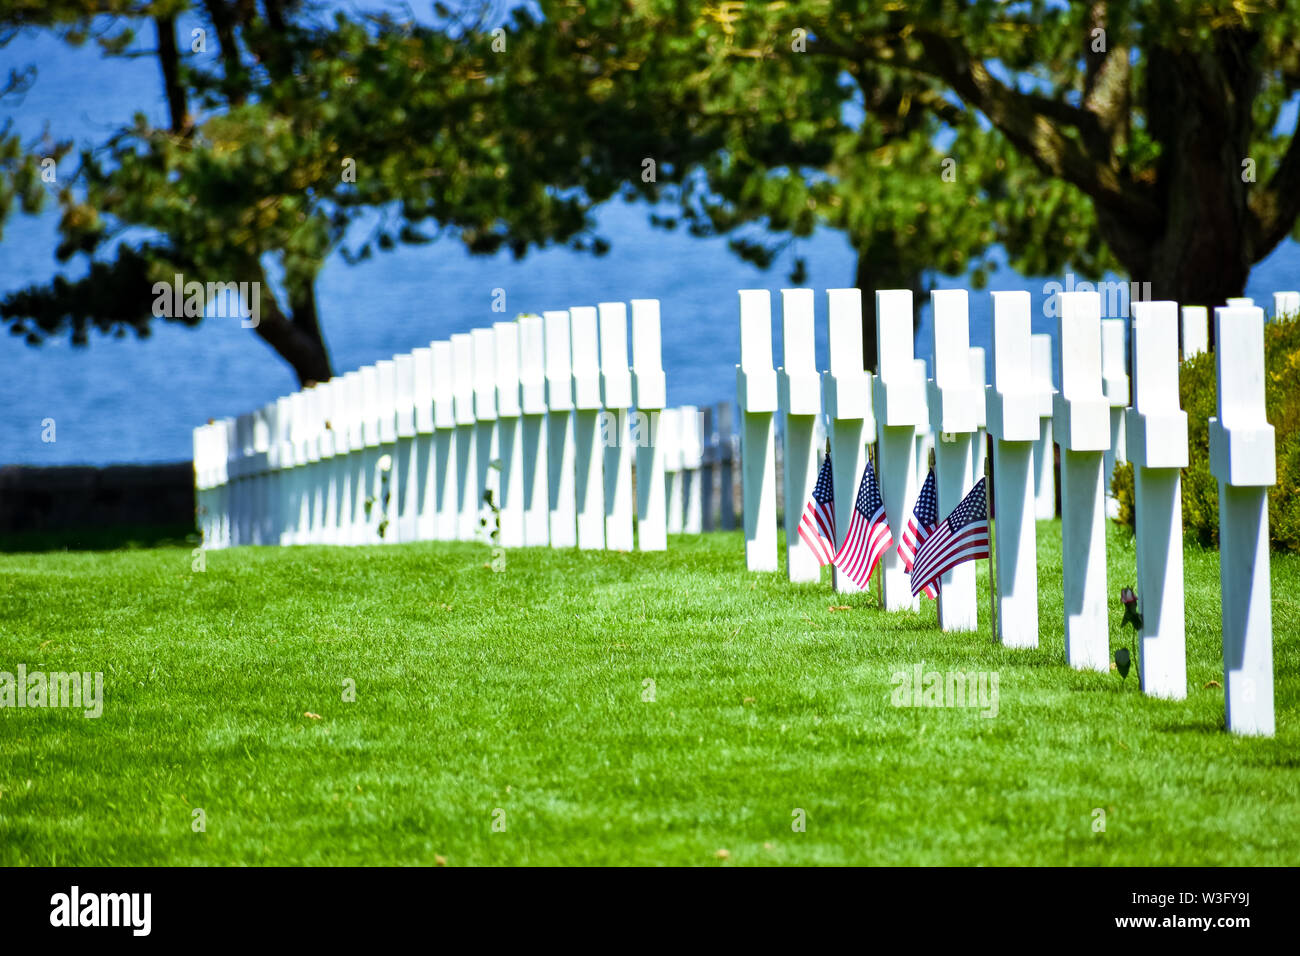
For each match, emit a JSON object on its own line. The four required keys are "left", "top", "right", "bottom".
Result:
{"left": 1, "top": 523, "right": 1297, "bottom": 866}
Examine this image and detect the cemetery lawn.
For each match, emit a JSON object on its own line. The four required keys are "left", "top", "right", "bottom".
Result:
{"left": 1, "top": 524, "right": 1298, "bottom": 867}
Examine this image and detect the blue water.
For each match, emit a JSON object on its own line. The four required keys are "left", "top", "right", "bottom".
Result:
{"left": 3, "top": 27, "right": 1297, "bottom": 466}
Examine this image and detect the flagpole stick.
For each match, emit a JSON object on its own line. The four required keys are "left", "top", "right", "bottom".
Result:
{"left": 871, "top": 440, "right": 884, "bottom": 608}
{"left": 985, "top": 437, "right": 998, "bottom": 642}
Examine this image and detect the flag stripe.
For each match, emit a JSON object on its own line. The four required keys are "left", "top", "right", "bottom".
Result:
{"left": 796, "top": 454, "right": 837, "bottom": 567}
{"left": 909, "top": 477, "right": 989, "bottom": 597}
{"left": 832, "top": 460, "right": 894, "bottom": 590}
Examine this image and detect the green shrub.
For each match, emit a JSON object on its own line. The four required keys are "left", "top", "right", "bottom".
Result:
{"left": 1113, "top": 306, "right": 1300, "bottom": 552}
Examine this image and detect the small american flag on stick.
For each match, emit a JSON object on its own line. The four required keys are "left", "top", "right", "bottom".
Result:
{"left": 832, "top": 460, "right": 893, "bottom": 589}
{"left": 909, "top": 477, "right": 990, "bottom": 597}
{"left": 797, "top": 453, "right": 836, "bottom": 566}
{"left": 898, "top": 468, "right": 940, "bottom": 600}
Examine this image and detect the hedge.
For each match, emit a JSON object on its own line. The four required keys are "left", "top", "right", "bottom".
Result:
{"left": 1112, "top": 306, "right": 1300, "bottom": 553}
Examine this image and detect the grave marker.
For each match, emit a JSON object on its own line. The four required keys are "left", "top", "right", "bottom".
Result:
{"left": 1208, "top": 303, "right": 1276, "bottom": 736}
{"left": 232, "top": 411, "right": 254, "bottom": 546}
{"left": 451, "top": 334, "right": 478, "bottom": 541}
{"left": 778, "top": 288, "right": 822, "bottom": 582}
{"left": 737, "top": 289, "right": 779, "bottom": 572}
{"left": 987, "top": 291, "right": 1040, "bottom": 647}
{"left": 494, "top": 321, "right": 525, "bottom": 548}
{"left": 1029, "top": 334, "right": 1056, "bottom": 520}
{"left": 632, "top": 299, "right": 667, "bottom": 551}
{"left": 1180, "top": 305, "right": 1208, "bottom": 359}
{"left": 221, "top": 417, "right": 238, "bottom": 548}
{"left": 472, "top": 328, "right": 499, "bottom": 545}
{"left": 570, "top": 306, "right": 606, "bottom": 549}
{"left": 375, "top": 359, "right": 400, "bottom": 543}
{"left": 1125, "top": 301, "right": 1188, "bottom": 699}
{"left": 431, "top": 341, "right": 459, "bottom": 541}
{"left": 544, "top": 310, "right": 578, "bottom": 548}
{"left": 599, "top": 302, "right": 634, "bottom": 550}
{"left": 394, "top": 353, "right": 419, "bottom": 542}
{"left": 927, "top": 289, "right": 979, "bottom": 631}
{"left": 873, "top": 289, "right": 927, "bottom": 611}
{"left": 661, "top": 408, "right": 684, "bottom": 534}
{"left": 518, "top": 315, "right": 550, "bottom": 546}
{"left": 822, "top": 288, "right": 875, "bottom": 594}
{"left": 1052, "top": 291, "right": 1111, "bottom": 672}
{"left": 680, "top": 405, "right": 704, "bottom": 534}
{"left": 967, "top": 347, "right": 988, "bottom": 480}
{"left": 315, "top": 380, "right": 340, "bottom": 545}
{"left": 325, "top": 377, "right": 352, "bottom": 546}
{"left": 1101, "top": 319, "right": 1130, "bottom": 519}
{"left": 343, "top": 372, "right": 367, "bottom": 545}
{"left": 1274, "top": 290, "right": 1300, "bottom": 321}
{"left": 282, "top": 390, "right": 305, "bottom": 545}
{"left": 412, "top": 346, "right": 437, "bottom": 541}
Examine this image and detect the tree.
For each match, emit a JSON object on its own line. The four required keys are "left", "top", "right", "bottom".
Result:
{"left": 0, "top": 1, "right": 686, "bottom": 383}
{"left": 528, "top": 0, "right": 1300, "bottom": 361}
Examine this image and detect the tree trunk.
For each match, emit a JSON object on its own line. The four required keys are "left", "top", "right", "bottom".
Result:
{"left": 855, "top": 247, "right": 923, "bottom": 373}
{"left": 252, "top": 279, "right": 334, "bottom": 386}
{"left": 1093, "top": 37, "right": 1258, "bottom": 346}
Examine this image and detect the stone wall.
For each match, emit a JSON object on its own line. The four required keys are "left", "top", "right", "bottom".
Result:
{"left": 0, "top": 463, "right": 195, "bottom": 535}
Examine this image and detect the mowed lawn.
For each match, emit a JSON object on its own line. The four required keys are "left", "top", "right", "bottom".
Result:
{"left": 1, "top": 523, "right": 1297, "bottom": 866}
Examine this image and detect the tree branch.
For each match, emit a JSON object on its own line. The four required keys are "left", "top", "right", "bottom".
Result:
{"left": 155, "top": 16, "right": 188, "bottom": 134}
{"left": 1248, "top": 125, "right": 1300, "bottom": 257}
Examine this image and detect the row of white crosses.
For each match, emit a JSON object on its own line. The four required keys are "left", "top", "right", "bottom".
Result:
{"left": 193, "top": 301, "right": 706, "bottom": 554}
{"left": 739, "top": 286, "right": 991, "bottom": 630}
{"left": 739, "top": 286, "right": 1285, "bottom": 736}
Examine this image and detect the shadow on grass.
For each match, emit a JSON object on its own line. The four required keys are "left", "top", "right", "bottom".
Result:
{"left": 0, "top": 522, "right": 197, "bottom": 553}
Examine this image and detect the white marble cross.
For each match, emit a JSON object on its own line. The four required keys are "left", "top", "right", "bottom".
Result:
{"left": 631, "top": 299, "right": 667, "bottom": 551}
{"left": 679, "top": 405, "right": 704, "bottom": 534}
{"left": 471, "top": 327, "right": 500, "bottom": 546}
{"left": 1274, "top": 290, "right": 1300, "bottom": 321}
{"left": 517, "top": 315, "right": 550, "bottom": 546}
{"left": 1052, "top": 291, "right": 1111, "bottom": 672}
{"left": 1180, "top": 305, "right": 1208, "bottom": 360}
{"left": 987, "top": 291, "right": 1041, "bottom": 648}
{"left": 451, "top": 334, "right": 478, "bottom": 542}
{"left": 967, "top": 347, "right": 987, "bottom": 480}
{"left": 493, "top": 321, "right": 525, "bottom": 549}
{"left": 821, "top": 288, "right": 875, "bottom": 594}
{"left": 927, "top": 289, "right": 979, "bottom": 631}
{"left": 1101, "top": 318, "right": 1130, "bottom": 519}
{"left": 343, "top": 372, "right": 367, "bottom": 545}
{"left": 1208, "top": 303, "right": 1276, "bottom": 735}
{"left": 374, "top": 360, "right": 400, "bottom": 544}
{"left": 1125, "top": 301, "right": 1188, "bottom": 700}
{"left": 737, "top": 289, "right": 779, "bottom": 571}
{"left": 599, "top": 302, "right": 635, "bottom": 550}
{"left": 544, "top": 310, "right": 578, "bottom": 548}
{"left": 873, "top": 289, "right": 928, "bottom": 611}
{"left": 570, "top": 306, "right": 606, "bottom": 550}
{"left": 1029, "top": 334, "right": 1056, "bottom": 520}
{"left": 393, "top": 353, "right": 419, "bottom": 543}
{"left": 778, "top": 288, "right": 822, "bottom": 583}
{"left": 411, "top": 346, "right": 437, "bottom": 542}
{"left": 431, "top": 340, "right": 460, "bottom": 542}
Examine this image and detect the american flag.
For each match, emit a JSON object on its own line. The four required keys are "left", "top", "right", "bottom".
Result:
{"left": 832, "top": 460, "right": 893, "bottom": 589}
{"left": 898, "top": 468, "right": 940, "bottom": 600}
{"left": 909, "top": 476, "right": 990, "bottom": 597}
{"left": 797, "top": 453, "right": 836, "bottom": 565}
